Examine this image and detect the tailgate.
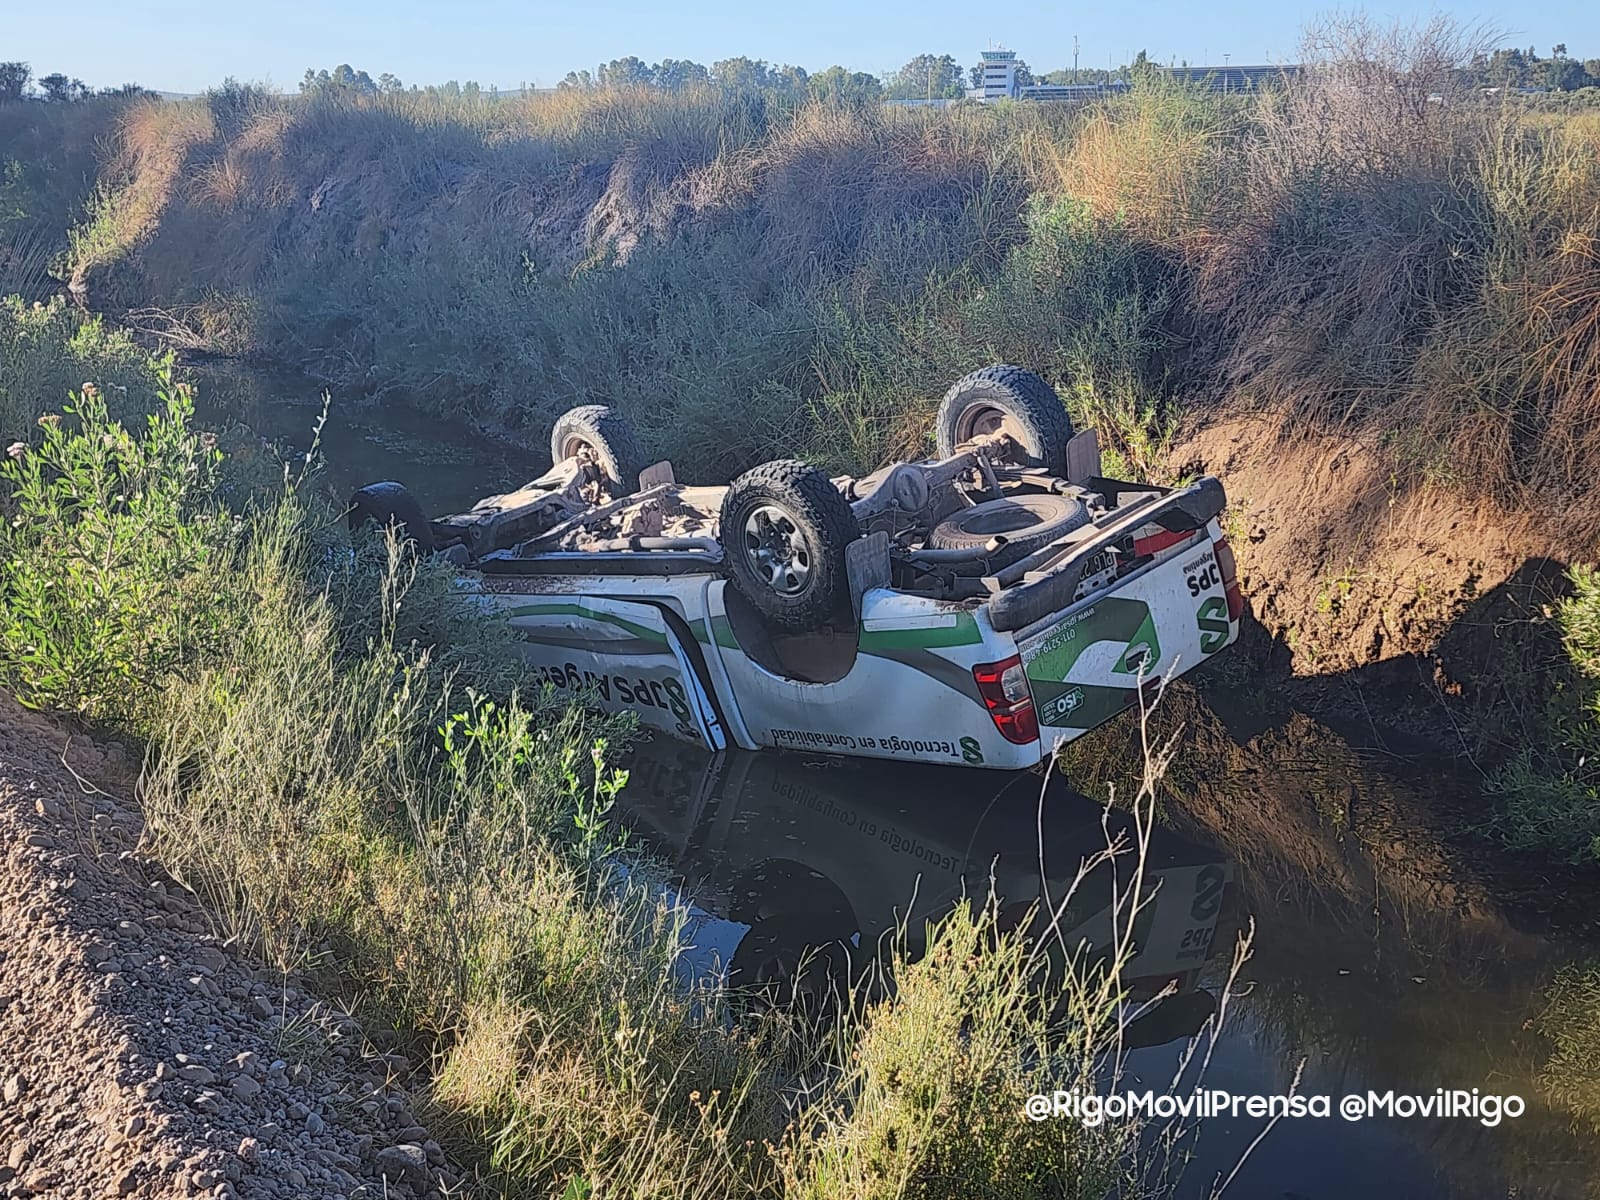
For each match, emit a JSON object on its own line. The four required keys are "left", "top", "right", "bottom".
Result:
{"left": 1018, "top": 535, "right": 1235, "bottom": 734}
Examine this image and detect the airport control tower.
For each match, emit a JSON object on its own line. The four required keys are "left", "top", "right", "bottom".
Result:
{"left": 973, "top": 48, "right": 1019, "bottom": 100}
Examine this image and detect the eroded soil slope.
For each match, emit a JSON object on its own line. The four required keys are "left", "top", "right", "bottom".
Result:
{"left": 1172, "top": 414, "right": 1570, "bottom": 746}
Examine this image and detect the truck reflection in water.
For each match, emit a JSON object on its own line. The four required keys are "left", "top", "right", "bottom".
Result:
{"left": 616, "top": 738, "right": 1237, "bottom": 1048}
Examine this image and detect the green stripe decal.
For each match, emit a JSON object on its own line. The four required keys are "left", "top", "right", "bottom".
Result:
{"left": 858, "top": 613, "right": 982, "bottom": 651}
{"left": 701, "top": 612, "right": 980, "bottom": 654}
{"left": 502, "top": 603, "right": 668, "bottom": 645}
{"left": 702, "top": 615, "right": 740, "bottom": 649}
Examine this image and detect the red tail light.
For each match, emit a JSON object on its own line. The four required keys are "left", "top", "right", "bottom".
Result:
{"left": 1132, "top": 528, "right": 1192, "bottom": 557}
{"left": 972, "top": 655, "right": 1039, "bottom": 745}
{"left": 1213, "top": 536, "right": 1244, "bottom": 621}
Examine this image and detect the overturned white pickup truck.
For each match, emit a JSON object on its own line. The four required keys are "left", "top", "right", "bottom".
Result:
{"left": 350, "top": 366, "right": 1242, "bottom": 770}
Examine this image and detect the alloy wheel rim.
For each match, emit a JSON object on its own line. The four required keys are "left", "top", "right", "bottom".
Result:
{"left": 742, "top": 504, "right": 812, "bottom": 596}
{"left": 958, "top": 404, "right": 1028, "bottom": 454}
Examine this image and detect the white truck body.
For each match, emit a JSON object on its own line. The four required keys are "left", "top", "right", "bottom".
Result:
{"left": 468, "top": 474, "right": 1241, "bottom": 771}
{"left": 361, "top": 373, "right": 1244, "bottom": 772}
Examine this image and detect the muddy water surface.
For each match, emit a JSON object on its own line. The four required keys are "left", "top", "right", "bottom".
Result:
{"left": 206, "top": 365, "right": 1600, "bottom": 1200}
{"left": 614, "top": 736, "right": 1594, "bottom": 1200}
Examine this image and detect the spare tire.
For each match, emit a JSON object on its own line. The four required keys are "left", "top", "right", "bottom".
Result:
{"left": 347, "top": 481, "right": 435, "bottom": 553}
{"left": 935, "top": 365, "right": 1074, "bottom": 475}
{"left": 929, "top": 493, "right": 1090, "bottom": 565}
{"left": 720, "top": 459, "right": 861, "bottom": 632}
{"left": 550, "top": 405, "right": 646, "bottom": 493}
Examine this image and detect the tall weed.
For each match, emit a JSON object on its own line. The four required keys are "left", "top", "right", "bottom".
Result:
{"left": 1487, "top": 565, "right": 1600, "bottom": 863}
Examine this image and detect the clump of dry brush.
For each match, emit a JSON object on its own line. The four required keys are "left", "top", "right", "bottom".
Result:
{"left": 1213, "top": 17, "right": 1600, "bottom": 545}
{"left": 1033, "top": 15, "right": 1600, "bottom": 545}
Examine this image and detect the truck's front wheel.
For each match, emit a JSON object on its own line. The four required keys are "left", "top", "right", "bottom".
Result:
{"left": 550, "top": 404, "right": 646, "bottom": 493}
{"left": 935, "top": 365, "right": 1074, "bottom": 475}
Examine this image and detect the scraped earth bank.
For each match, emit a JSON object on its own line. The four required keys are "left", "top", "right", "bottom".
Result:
{"left": 1170, "top": 413, "right": 1571, "bottom": 746}
{"left": 0, "top": 696, "right": 462, "bottom": 1199}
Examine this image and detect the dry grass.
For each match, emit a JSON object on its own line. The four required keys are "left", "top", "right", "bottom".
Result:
{"left": 69, "top": 100, "right": 216, "bottom": 272}
{"left": 1029, "top": 84, "right": 1243, "bottom": 250}
{"left": 49, "top": 17, "right": 1600, "bottom": 545}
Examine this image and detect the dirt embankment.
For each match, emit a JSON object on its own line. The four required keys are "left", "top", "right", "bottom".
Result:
{"left": 1171, "top": 413, "right": 1571, "bottom": 750}
{"left": 0, "top": 696, "right": 462, "bottom": 1200}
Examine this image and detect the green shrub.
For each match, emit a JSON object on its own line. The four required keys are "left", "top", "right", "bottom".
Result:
{"left": 0, "top": 295, "right": 171, "bottom": 438}
{"left": 0, "top": 371, "right": 233, "bottom": 724}
{"left": 1564, "top": 565, "right": 1600, "bottom": 677}
{"left": 1487, "top": 565, "right": 1600, "bottom": 863}
{"left": 1536, "top": 963, "right": 1600, "bottom": 1128}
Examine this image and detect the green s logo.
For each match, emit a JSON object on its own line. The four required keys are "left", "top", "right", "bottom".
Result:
{"left": 960, "top": 736, "right": 985, "bottom": 765}
{"left": 1197, "top": 597, "right": 1230, "bottom": 654}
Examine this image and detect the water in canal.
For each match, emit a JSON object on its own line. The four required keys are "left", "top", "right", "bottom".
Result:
{"left": 201, "top": 364, "right": 1600, "bottom": 1200}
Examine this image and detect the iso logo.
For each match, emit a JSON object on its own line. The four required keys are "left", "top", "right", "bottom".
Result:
{"left": 1047, "top": 688, "right": 1085, "bottom": 721}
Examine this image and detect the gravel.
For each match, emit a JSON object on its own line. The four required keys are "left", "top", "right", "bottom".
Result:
{"left": 0, "top": 695, "right": 469, "bottom": 1198}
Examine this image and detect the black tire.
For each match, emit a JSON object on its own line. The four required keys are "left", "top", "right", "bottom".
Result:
{"left": 929, "top": 493, "right": 1091, "bottom": 563}
{"left": 347, "top": 481, "right": 435, "bottom": 553}
{"left": 549, "top": 405, "right": 646, "bottom": 492}
{"left": 719, "top": 459, "right": 861, "bottom": 633}
{"left": 934, "top": 365, "right": 1074, "bottom": 474}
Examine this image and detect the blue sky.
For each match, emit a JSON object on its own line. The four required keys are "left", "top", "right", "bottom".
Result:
{"left": 7, "top": 0, "right": 1597, "bottom": 93}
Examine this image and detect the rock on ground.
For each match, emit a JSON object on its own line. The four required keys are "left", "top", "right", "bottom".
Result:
{"left": 0, "top": 695, "right": 466, "bottom": 1199}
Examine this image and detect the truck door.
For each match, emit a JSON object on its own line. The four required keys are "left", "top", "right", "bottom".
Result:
{"left": 500, "top": 597, "right": 726, "bottom": 751}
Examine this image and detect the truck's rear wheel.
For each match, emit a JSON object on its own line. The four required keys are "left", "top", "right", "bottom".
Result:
{"left": 928, "top": 493, "right": 1090, "bottom": 564}
{"left": 935, "top": 366, "right": 1074, "bottom": 475}
{"left": 347, "top": 481, "right": 435, "bottom": 553}
{"left": 550, "top": 405, "right": 645, "bottom": 493}
{"left": 719, "top": 459, "right": 861, "bottom": 632}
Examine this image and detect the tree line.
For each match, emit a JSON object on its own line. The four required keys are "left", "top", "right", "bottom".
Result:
{"left": 0, "top": 62, "right": 151, "bottom": 102}
{"left": 8, "top": 40, "right": 1600, "bottom": 109}
{"left": 557, "top": 57, "right": 885, "bottom": 105}
{"left": 1462, "top": 45, "right": 1600, "bottom": 91}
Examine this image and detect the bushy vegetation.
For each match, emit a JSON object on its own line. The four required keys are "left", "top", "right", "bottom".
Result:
{"left": 0, "top": 376, "right": 230, "bottom": 724}
{"left": 1488, "top": 567, "right": 1600, "bottom": 863}
{"left": 1537, "top": 962, "right": 1600, "bottom": 1129}
{"left": 0, "top": 296, "right": 172, "bottom": 440}
{"left": 0, "top": 309, "right": 1166, "bottom": 1198}
{"left": 55, "top": 24, "right": 1600, "bottom": 555}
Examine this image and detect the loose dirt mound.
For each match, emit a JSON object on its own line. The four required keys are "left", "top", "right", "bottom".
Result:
{"left": 0, "top": 696, "right": 462, "bottom": 1199}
